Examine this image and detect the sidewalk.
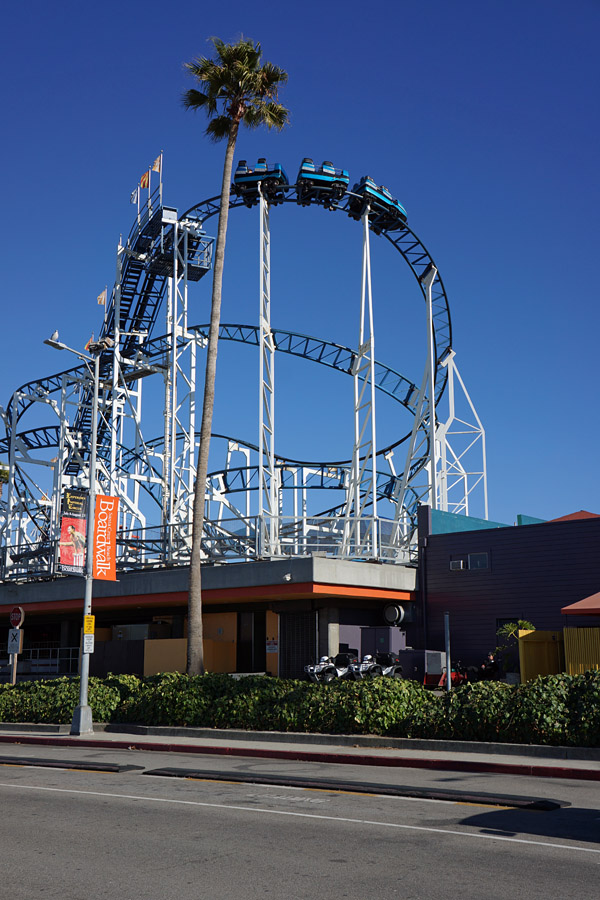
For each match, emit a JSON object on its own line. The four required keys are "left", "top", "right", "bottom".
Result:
{"left": 0, "top": 723, "right": 599, "bottom": 781}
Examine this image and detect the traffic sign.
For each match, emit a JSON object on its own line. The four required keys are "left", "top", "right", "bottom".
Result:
{"left": 83, "top": 615, "right": 95, "bottom": 635}
{"left": 8, "top": 629, "right": 23, "bottom": 654}
{"left": 9, "top": 606, "right": 24, "bottom": 628}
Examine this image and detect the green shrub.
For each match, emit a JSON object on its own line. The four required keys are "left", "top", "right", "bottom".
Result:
{"left": 565, "top": 669, "right": 600, "bottom": 746}
{"left": 1, "top": 670, "right": 599, "bottom": 747}
{"left": 115, "top": 673, "right": 439, "bottom": 736}
{"left": 102, "top": 672, "right": 142, "bottom": 702}
{"left": 505, "top": 674, "right": 571, "bottom": 745}
{"left": 441, "top": 681, "right": 515, "bottom": 742}
{"left": 0, "top": 677, "right": 120, "bottom": 724}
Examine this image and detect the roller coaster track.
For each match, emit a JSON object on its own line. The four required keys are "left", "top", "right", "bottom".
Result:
{"left": 183, "top": 187, "right": 452, "bottom": 405}
{"left": 1, "top": 176, "right": 457, "bottom": 574}
{"left": 1, "top": 325, "right": 424, "bottom": 468}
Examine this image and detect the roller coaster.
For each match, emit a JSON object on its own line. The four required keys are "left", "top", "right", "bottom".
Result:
{"left": 0, "top": 158, "right": 488, "bottom": 581}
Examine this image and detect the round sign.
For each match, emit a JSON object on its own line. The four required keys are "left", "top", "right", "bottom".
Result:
{"left": 9, "top": 606, "right": 24, "bottom": 628}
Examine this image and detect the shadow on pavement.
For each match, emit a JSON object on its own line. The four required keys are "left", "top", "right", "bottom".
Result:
{"left": 459, "top": 806, "right": 600, "bottom": 846}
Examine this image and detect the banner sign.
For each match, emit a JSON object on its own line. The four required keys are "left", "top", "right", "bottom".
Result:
{"left": 93, "top": 495, "right": 119, "bottom": 581}
{"left": 58, "top": 489, "right": 88, "bottom": 575}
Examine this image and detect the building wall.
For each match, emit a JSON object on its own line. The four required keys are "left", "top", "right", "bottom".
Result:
{"left": 422, "top": 517, "right": 600, "bottom": 664}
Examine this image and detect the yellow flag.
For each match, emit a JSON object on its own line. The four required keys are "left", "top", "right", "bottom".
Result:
{"left": 152, "top": 154, "right": 162, "bottom": 173}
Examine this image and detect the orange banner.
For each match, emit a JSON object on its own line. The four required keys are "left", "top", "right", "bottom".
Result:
{"left": 93, "top": 495, "right": 119, "bottom": 580}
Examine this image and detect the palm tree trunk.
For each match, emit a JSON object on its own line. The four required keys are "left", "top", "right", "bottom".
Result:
{"left": 187, "top": 121, "right": 240, "bottom": 675}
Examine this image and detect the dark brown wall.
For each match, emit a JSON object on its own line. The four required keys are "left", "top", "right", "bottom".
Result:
{"left": 422, "top": 518, "right": 600, "bottom": 664}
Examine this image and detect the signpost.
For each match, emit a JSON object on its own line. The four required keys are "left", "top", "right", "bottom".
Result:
{"left": 83, "top": 615, "right": 95, "bottom": 655}
{"left": 8, "top": 607, "right": 25, "bottom": 685}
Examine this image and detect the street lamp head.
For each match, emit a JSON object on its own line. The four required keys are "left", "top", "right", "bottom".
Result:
{"left": 44, "top": 335, "right": 67, "bottom": 350}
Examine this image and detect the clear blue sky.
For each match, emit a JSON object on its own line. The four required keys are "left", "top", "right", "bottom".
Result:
{"left": 1, "top": 0, "right": 598, "bottom": 525}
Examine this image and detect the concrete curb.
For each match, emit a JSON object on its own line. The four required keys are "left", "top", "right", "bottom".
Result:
{"left": 2, "top": 723, "right": 598, "bottom": 761}
{"left": 101, "top": 724, "right": 600, "bottom": 761}
{"left": 0, "top": 732, "right": 599, "bottom": 782}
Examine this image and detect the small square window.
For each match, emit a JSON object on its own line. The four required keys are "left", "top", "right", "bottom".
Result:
{"left": 468, "top": 552, "right": 489, "bottom": 570}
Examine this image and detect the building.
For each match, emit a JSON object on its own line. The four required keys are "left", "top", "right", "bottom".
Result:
{"left": 0, "top": 555, "right": 416, "bottom": 679}
{"left": 418, "top": 506, "right": 600, "bottom": 665}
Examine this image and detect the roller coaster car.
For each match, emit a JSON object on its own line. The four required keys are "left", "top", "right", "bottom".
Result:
{"left": 347, "top": 176, "right": 407, "bottom": 233}
{"left": 232, "top": 158, "right": 289, "bottom": 206}
{"left": 296, "top": 158, "right": 350, "bottom": 207}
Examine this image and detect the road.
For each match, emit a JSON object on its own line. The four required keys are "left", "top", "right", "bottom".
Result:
{"left": 0, "top": 743, "right": 598, "bottom": 900}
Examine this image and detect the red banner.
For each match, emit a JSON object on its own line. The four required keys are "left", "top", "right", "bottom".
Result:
{"left": 93, "top": 495, "right": 119, "bottom": 580}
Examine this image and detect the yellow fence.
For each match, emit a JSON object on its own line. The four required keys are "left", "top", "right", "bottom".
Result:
{"left": 142, "top": 612, "right": 237, "bottom": 676}
{"left": 142, "top": 637, "right": 238, "bottom": 676}
{"left": 563, "top": 627, "right": 600, "bottom": 675}
{"left": 518, "top": 630, "right": 564, "bottom": 682}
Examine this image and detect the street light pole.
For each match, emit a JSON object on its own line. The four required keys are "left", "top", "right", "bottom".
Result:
{"left": 44, "top": 333, "right": 108, "bottom": 735}
{"left": 71, "top": 348, "right": 99, "bottom": 734}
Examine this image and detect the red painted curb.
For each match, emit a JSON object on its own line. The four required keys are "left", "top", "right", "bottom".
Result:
{"left": 0, "top": 734, "right": 598, "bottom": 781}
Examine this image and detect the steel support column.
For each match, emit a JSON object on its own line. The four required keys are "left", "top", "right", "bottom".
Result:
{"left": 258, "top": 188, "right": 279, "bottom": 555}
{"left": 343, "top": 211, "right": 378, "bottom": 557}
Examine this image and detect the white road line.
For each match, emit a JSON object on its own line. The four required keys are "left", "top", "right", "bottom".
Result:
{"left": 0, "top": 781, "right": 596, "bottom": 855}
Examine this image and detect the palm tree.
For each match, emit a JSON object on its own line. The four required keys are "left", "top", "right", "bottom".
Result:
{"left": 183, "top": 37, "right": 288, "bottom": 675}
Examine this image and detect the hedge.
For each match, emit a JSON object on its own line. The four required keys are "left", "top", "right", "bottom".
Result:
{"left": 1, "top": 670, "right": 599, "bottom": 747}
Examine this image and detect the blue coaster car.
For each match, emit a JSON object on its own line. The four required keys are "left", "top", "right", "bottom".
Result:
{"left": 232, "top": 158, "right": 289, "bottom": 206}
{"left": 296, "top": 158, "right": 350, "bottom": 207}
{"left": 347, "top": 176, "right": 407, "bottom": 232}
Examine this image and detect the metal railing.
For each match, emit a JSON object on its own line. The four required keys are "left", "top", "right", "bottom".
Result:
{"left": 0, "top": 646, "right": 79, "bottom": 676}
{"left": 1, "top": 515, "right": 417, "bottom": 582}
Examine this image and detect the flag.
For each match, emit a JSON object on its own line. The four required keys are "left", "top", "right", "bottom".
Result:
{"left": 152, "top": 154, "right": 162, "bottom": 173}
{"left": 97, "top": 288, "right": 107, "bottom": 306}
{"left": 130, "top": 187, "right": 138, "bottom": 204}
{"left": 84, "top": 333, "right": 95, "bottom": 352}
{"left": 140, "top": 170, "right": 149, "bottom": 189}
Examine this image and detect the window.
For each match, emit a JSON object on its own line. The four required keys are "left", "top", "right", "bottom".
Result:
{"left": 468, "top": 552, "right": 489, "bottom": 570}
{"left": 449, "top": 552, "right": 490, "bottom": 571}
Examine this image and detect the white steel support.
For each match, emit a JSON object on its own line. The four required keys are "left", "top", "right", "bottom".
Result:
{"left": 422, "top": 263, "right": 438, "bottom": 510}
{"left": 258, "top": 188, "right": 279, "bottom": 555}
{"left": 170, "top": 222, "right": 200, "bottom": 534}
{"left": 343, "top": 211, "right": 378, "bottom": 557}
{"left": 436, "top": 350, "right": 488, "bottom": 518}
{"left": 226, "top": 441, "right": 252, "bottom": 536}
{"left": 389, "top": 263, "right": 438, "bottom": 555}
{"left": 160, "top": 215, "right": 206, "bottom": 562}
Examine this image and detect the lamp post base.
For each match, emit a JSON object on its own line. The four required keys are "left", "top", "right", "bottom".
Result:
{"left": 70, "top": 705, "right": 94, "bottom": 735}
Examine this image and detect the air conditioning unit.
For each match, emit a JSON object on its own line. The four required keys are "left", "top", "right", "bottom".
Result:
{"left": 449, "top": 559, "right": 466, "bottom": 571}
